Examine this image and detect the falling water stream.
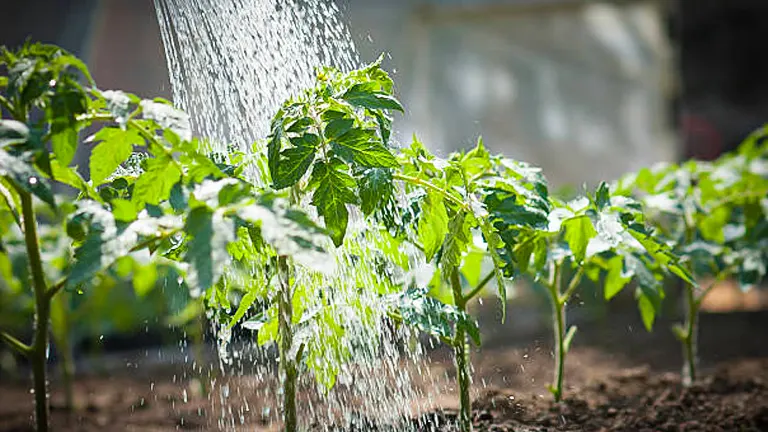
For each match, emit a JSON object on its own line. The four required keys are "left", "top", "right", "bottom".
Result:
{"left": 153, "top": 1, "right": 445, "bottom": 430}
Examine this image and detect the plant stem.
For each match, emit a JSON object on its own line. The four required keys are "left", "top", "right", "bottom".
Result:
{"left": 681, "top": 283, "right": 698, "bottom": 387}
{"left": 277, "top": 256, "right": 297, "bottom": 432}
{"left": 462, "top": 270, "right": 495, "bottom": 303}
{"left": 0, "top": 330, "right": 31, "bottom": 356}
{"left": 450, "top": 269, "right": 472, "bottom": 432}
{"left": 392, "top": 173, "right": 471, "bottom": 213}
{"left": 547, "top": 262, "right": 566, "bottom": 402}
{"left": 19, "top": 189, "right": 51, "bottom": 432}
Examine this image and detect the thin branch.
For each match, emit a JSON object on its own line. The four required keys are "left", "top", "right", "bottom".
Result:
{"left": 0, "top": 330, "right": 31, "bottom": 356}
{"left": 462, "top": 270, "right": 495, "bottom": 303}
{"left": 0, "top": 95, "right": 15, "bottom": 117}
{"left": 560, "top": 266, "right": 585, "bottom": 304}
{"left": 392, "top": 173, "right": 471, "bottom": 212}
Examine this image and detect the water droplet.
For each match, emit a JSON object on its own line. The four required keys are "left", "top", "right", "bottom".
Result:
{"left": 28, "top": 177, "right": 38, "bottom": 185}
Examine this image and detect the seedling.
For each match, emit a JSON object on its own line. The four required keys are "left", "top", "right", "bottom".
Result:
{"left": 615, "top": 131, "right": 768, "bottom": 385}
{"left": 0, "top": 43, "right": 327, "bottom": 432}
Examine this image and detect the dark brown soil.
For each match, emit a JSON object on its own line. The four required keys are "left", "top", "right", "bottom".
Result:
{"left": 1, "top": 308, "right": 767, "bottom": 431}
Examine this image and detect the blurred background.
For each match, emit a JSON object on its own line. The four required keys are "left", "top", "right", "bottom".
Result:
{"left": 1, "top": 0, "right": 767, "bottom": 377}
{"left": 4, "top": 0, "right": 768, "bottom": 186}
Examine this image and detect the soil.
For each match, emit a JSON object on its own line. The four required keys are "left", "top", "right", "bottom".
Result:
{"left": 1, "top": 308, "right": 767, "bottom": 431}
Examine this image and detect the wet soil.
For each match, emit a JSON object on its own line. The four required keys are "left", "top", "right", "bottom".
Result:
{"left": 1, "top": 308, "right": 767, "bottom": 431}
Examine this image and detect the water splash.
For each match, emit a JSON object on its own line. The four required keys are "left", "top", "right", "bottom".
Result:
{"left": 154, "top": 0, "right": 445, "bottom": 429}
{"left": 154, "top": 0, "right": 358, "bottom": 163}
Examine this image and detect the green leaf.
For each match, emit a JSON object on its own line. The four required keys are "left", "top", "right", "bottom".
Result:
{"left": 562, "top": 215, "right": 597, "bottom": 263}
{"left": 324, "top": 118, "right": 354, "bottom": 141}
{"left": 309, "top": 159, "right": 358, "bottom": 246}
{"left": 98, "top": 90, "right": 135, "bottom": 126}
{"left": 88, "top": 127, "right": 142, "bottom": 186}
{"left": 441, "top": 212, "right": 472, "bottom": 274}
{"left": 273, "top": 144, "right": 316, "bottom": 189}
{"left": 0, "top": 120, "right": 29, "bottom": 148}
{"left": 479, "top": 219, "right": 509, "bottom": 320}
{"left": 594, "top": 182, "right": 610, "bottom": 210}
{"left": 140, "top": 100, "right": 192, "bottom": 141}
{"left": 342, "top": 83, "right": 404, "bottom": 112}
{"left": 50, "top": 127, "right": 81, "bottom": 163}
{"left": 332, "top": 128, "right": 398, "bottom": 168}
{"left": 132, "top": 153, "right": 182, "bottom": 207}
{"left": 636, "top": 292, "right": 656, "bottom": 331}
{"left": 228, "top": 291, "right": 258, "bottom": 328}
{"left": 133, "top": 262, "right": 158, "bottom": 297}
{"left": 183, "top": 208, "right": 234, "bottom": 294}
{"left": 111, "top": 199, "right": 137, "bottom": 222}
{"left": 390, "top": 288, "right": 478, "bottom": 344}
{"left": 358, "top": 167, "right": 394, "bottom": 215}
{"left": 418, "top": 191, "right": 449, "bottom": 261}
{"left": 236, "top": 196, "right": 331, "bottom": 273}
{"left": 0, "top": 149, "right": 54, "bottom": 208}
{"left": 604, "top": 255, "right": 631, "bottom": 300}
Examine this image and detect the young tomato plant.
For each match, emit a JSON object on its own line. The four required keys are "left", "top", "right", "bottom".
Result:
{"left": 491, "top": 181, "right": 694, "bottom": 401}
{"left": 381, "top": 137, "right": 548, "bottom": 432}
{"left": 614, "top": 131, "right": 768, "bottom": 385}
{"left": 0, "top": 43, "right": 329, "bottom": 432}
{"left": 252, "top": 56, "right": 405, "bottom": 432}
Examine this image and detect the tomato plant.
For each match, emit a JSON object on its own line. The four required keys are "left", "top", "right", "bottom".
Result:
{"left": 614, "top": 130, "right": 768, "bottom": 385}
{"left": 0, "top": 43, "right": 329, "bottom": 432}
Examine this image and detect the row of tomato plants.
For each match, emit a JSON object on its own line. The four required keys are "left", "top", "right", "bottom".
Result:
{"left": 0, "top": 43, "right": 766, "bottom": 432}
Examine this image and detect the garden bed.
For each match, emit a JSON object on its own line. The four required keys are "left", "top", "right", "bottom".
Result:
{"left": 1, "top": 309, "right": 766, "bottom": 431}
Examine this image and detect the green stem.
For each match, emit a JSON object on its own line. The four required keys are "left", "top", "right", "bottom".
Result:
{"left": 19, "top": 189, "right": 51, "bottom": 432}
{"left": 0, "top": 330, "right": 31, "bottom": 356}
{"left": 392, "top": 173, "right": 471, "bottom": 212}
{"left": 450, "top": 269, "right": 472, "bottom": 432}
{"left": 682, "top": 283, "right": 698, "bottom": 387}
{"left": 560, "top": 266, "right": 584, "bottom": 304}
{"left": 462, "top": 270, "right": 495, "bottom": 303}
{"left": 547, "top": 262, "right": 566, "bottom": 402}
{"left": 277, "top": 256, "right": 297, "bottom": 432}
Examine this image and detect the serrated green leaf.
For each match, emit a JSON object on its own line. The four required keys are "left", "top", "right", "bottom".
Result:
{"left": 111, "top": 199, "right": 137, "bottom": 222}
{"left": 562, "top": 215, "right": 597, "bottom": 263}
{"left": 98, "top": 90, "right": 136, "bottom": 126}
{"left": 257, "top": 317, "right": 278, "bottom": 345}
{"left": 132, "top": 153, "right": 182, "bottom": 207}
{"left": 0, "top": 120, "right": 29, "bottom": 148}
{"left": 309, "top": 159, "right": 357, "bottom": 246}
{"left": 479, "top": 219, "right": 508, "bottom": 320}
{"left": 184, "top": 208, "right": 234, "bottom": 294}
{"left": 418, "top": 191, "right": 449, "bottom": 261}
{"left": 604, "top": 255, "right": 631, "bottom": 300}
{"left": 594, "top": 182, "right": 610, "bottom": 210}
{"left": 0, "top": 149, "right": 54, "bottom": 208}
{"left": 228, "top": 291, "right": 258, "bottom": 328}
{"left": 273, "top": 144, "right": 316, "bottom": 189}
{"left": 89, "top": 127, "right": 142, "bottom": 186}
{"left": 324, "top": 118, "right": 354, "bottom": 141}
{"left": 51, "top": 128, "right": 78, "bottom": 167}
{"left": 636, "top": 292, "right": 656, "bottom": 331}
{"left": 332, "top": 128, "right": 398, "bottom": 168}
{"left": 342, "top": 83, "right": 404, "bottom": 112}
{"left": 140, "top": 100, "right": 191, "bottom": 141}
{"left": 358, "top": 167, "right": 393, "bottom": 215}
